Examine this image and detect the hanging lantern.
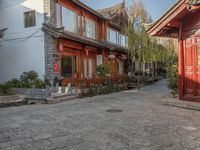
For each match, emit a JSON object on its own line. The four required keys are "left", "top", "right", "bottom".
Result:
{"left": 54, "top": 63, "right": 59, "bottom": 73}
{"left": 121, "top": 54, "right": 127, "bottom": 60}
{"left": 59, "top": 44, "right": 63, "bottom": 52}
{"left": 108, "top": 54, "right": 116, "bottom": 59}
{"left": 85, "top": 49, "right": 89, "bottom": 56}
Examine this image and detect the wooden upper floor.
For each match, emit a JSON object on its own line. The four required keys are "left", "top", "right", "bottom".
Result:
{"left": 54, "top": 0, "right": 128, "bottom": 48}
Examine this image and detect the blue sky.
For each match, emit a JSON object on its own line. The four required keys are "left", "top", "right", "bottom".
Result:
{"left": 81, "top": 0, "right": 176, "bottom": 21}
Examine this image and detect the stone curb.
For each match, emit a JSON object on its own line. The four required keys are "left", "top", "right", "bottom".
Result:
{"left": 163, "top": 98, "right": 200, "bottom": 111}
{"left": 0, "top": 95, "right": 26, "bottom": 108}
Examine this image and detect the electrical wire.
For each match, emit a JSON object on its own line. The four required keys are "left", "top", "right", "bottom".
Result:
{"left": 2, "top": 35, "right": 44, "bottom": 42}
{"left": 1, "top": 0, "right": 57, "bottom": 43}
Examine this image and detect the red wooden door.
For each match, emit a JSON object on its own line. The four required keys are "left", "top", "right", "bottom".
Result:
{"left": 184, "top": 36, "right": 200, "bottom": 99}
{"left": 194, "top": 36, "right": 200, "bottom": 97}
{"left": 184, "top": 37, "right": 195, "bottom": 97}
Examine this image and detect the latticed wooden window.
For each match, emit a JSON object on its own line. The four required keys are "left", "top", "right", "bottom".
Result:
{"left": 24, "top": 10, "right": 36, "bottom": 28}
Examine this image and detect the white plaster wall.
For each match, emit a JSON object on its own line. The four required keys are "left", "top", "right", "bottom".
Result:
{"left": 0, "top": 0, "right": 45, "bottom": 83}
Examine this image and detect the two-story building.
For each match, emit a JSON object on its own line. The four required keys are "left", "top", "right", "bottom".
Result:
{"left": 0, "top": 0, "right": 128, "bottom": 86}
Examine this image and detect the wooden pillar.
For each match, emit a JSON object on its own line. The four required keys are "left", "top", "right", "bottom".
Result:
{"left": 102, "top": 49, "right": 106, "bottom": 63}
{"left": 104, "top": 22, "right": 108, "bottom": 41}
{"left": 77, "top": 51, "right": 81, "bottom": 89}
{"left": 178, "top": 22, "right": 184, "bottom": 99}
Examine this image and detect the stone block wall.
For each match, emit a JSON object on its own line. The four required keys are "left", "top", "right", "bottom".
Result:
{"left": 43, "top": 0, "right": 61, "bottom": 85}
{"left": 12, "top": 88, "right": 51, "bottom": 100}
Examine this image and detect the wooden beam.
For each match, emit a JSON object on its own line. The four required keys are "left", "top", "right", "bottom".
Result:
{"left": 148, "top": 1, "right": 186, "bottom": 36}
{"left": 167, "top": 20, "right": 180, "bottom": 28}
{"left": 188, "top": 5, "right": 200, "bottom": 11}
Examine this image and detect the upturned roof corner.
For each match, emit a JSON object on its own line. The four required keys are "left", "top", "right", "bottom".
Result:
{"left": 96, "top": 0, "right": 127, "bottom": 19}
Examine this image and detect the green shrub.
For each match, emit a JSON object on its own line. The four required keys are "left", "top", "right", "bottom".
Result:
{"left": 20, "top": 71, "right": 38, "bottom": 82}
{"left": 34, "top": 79, "right": 46, "bottom": 89}
{"left": 4, "top": 71, "right": 46, "bottom": 89}
{"left": 167, "top": 64, "right": 178, "bottom": 96}
{"left": 96, "top": 64, "right": 110, "bottom": 77}
{"left": 0, "top": 83, "right": 13, "bottom": 96}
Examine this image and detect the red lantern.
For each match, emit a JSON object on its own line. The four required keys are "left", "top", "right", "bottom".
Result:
{"left": 108, "top": 54, "right": 116, "bottom": 59}
{"left": 59, "top": 44, "right": 63, "bottom": 52}
{"left": 54, "top": 63, "right": 59, "bottom": 73}
{"left": 85, "top": 49, "right": 89, "bottom": 56}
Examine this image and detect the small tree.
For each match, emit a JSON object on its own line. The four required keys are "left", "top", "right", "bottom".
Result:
{"left": 125, "top": 21, "right": 138, "bottom": 75}
{"left": 19, "top": 71, "right": 45, "bottom": 88}
{"left": 167, "top": 55, "right": 178, "bottom": 97}
{"left": 20, "top": 71, "right": 38, "bottom": 83}
{"left": 96, "top": 64, "right": 110, "bottom": 77}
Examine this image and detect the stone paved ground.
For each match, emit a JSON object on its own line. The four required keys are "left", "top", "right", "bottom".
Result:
{"left": 0, "top": 80, "right": 200, "bottom": 150}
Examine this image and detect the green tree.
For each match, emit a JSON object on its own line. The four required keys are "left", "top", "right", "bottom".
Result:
{"left": 125, "top": 21, "right": 138, "bottom": 74}
{"left": 127, "top": 0, "right": 178, "bottom": 88}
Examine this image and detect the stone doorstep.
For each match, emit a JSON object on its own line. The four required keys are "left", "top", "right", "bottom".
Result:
{"left": 163, "top": 98, "right": 200, "bottom": 111}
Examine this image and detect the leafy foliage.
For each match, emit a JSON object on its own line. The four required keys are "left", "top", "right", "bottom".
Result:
{"left": 0, "top": 83, "right": 13, "bottom": 96}
{"left": 126, "top": 0, "right": 178, "bottom": 78}
{"left": 125, "top": 21, "right": 138, "bottom": 59}
{"left": 20, "top": 71, "right": 38, "bottom": 83}
{"left": 95, "top": 64, "right": 110, "bottom": 77}
{"left": 5, "top": 71, "right": 46, "bottom": 89}
{"left": 167, "top": 55, "right": 178, "bottom": 96}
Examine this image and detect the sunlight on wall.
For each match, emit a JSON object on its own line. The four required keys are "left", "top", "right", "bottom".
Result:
{"left": 21, "top": 0, "right": 44, "bottom": 14}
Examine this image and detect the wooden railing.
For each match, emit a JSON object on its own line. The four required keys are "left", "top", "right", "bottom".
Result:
{"left": 62, "top": 75, "right": 129, "bottom": 89}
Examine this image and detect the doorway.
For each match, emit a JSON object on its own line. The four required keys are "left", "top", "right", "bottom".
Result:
{"left": 61, "top": 56, "right": 77, "bottom": 79}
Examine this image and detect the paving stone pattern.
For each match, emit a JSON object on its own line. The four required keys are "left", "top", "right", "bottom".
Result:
{"left": 0, "top": 80, "right": 200, "bottom": 150}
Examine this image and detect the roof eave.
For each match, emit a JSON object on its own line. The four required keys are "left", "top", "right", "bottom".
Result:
{"left": 42, "top": 24, "right": 128, "bottom": 53}
{"left": 71, "top": 0, "right": 106, "bottom": 20}
{"left": 147, "top": 0, "right": 186, "bottom": 36}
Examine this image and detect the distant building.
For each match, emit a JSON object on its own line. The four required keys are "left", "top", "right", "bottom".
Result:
{"left": 0, "top": 0, "right": 128, "bottom": 85}
{"left": 147, "top": 0, "right": 200, "bottom": 101}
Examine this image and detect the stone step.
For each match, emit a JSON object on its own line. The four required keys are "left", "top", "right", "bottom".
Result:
{"left": 50, "top": 93, "right": 73, "bottom": 100}
{"left": 163, "top": 98, "right": 200, "bottom": 111}
{"left": 47, "top": 95, "right": 78, "bottom": 104}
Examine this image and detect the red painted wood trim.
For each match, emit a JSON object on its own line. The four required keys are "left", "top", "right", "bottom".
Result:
{"left": 148, "top": 1, "right": 186, "bottom": 36}
{"left": 178, "top": 22, "right": 184, "bottom": 100}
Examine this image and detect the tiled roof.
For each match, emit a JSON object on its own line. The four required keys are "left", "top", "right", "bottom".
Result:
{"left": 187, "top": 0, "right": 200, "bottom": 5}
{"left": 147, "top": 0, "right": 200, "bottom": 32}
{"left": 146, "top": 0, "right": 184, "bottom": 32}
{"left": 72, "top": 0, "right": 105, "bottom": 19}
{"left": 96, "top": 0, "right": 125, "bottom": 19}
